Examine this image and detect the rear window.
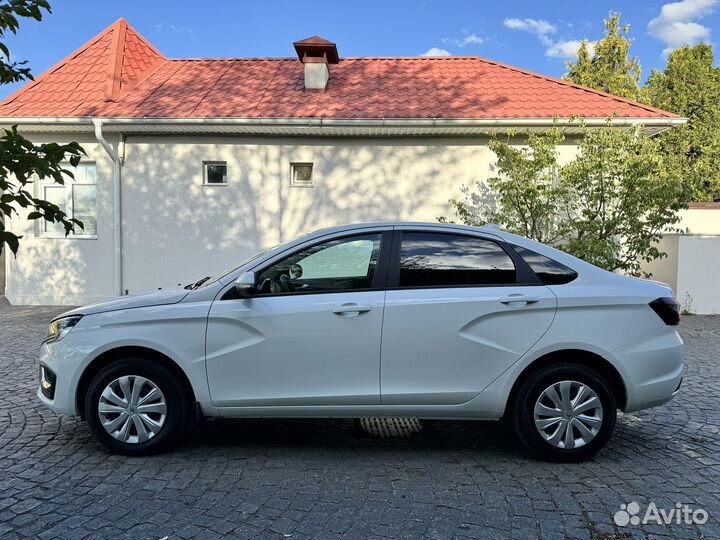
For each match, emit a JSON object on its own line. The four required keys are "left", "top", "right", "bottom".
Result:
{"left": 512, "top": 245, "right": 578, "bottom": 285}
{"left": 399, "top": 232, "right": 516, "bottom": 287}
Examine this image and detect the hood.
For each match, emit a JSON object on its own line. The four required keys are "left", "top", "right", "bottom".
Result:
{"left": 54, "top": 288, "right": 190, "bottom": 319}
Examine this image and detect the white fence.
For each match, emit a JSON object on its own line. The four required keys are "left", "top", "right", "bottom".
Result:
{"left": 643, "top": 204, "right": 720, "bottom": 314}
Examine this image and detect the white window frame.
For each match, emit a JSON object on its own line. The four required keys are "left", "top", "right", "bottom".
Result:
{"left": 202, "top": 161, "right": 228, "bottom": 186}
{"left": 290, "top": 162, "right": 314, "bottom": 188}
{"left": 37, "top": 162, "right": 98, "bottom": 239}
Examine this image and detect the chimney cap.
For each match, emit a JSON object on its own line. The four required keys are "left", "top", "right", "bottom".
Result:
{"left": 293, "top": 36, "right": 339, "bottom": 64}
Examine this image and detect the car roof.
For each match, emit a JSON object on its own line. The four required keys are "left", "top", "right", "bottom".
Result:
{"left": 300, "top": 221, "right": 503, "bottom": 238}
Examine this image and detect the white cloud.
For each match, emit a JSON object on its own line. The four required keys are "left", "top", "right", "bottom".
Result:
{"left": 442, "top": 33, "right": 485, "bottom": 47}
{"left": 420, "top": 47, "right": 452, "bottom": 57}
{"left": 648, "top": 0, "right": 718, "bottom": 55}
{"left": 504, "top": 16, "right": 595, "bottom": 61}
{"left": 155, "top": 21, "right": 196, "bottom": 40}
{"left": 503, "top": 18, "right": 557, "bottom": 45}
{"left": 545, "top": 39, "right": 595, "bottom": 59}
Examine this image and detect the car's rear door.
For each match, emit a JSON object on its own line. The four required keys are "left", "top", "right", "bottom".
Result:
{"left": 380, "top": 228, "right": 557, "bottom": 405}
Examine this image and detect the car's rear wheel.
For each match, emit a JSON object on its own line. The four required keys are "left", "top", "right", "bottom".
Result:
{"left": 510, "top": 363, "right": 617, "bottom": 462}
{"left": 84, "top": 358, "right": 190, "bottom": 455}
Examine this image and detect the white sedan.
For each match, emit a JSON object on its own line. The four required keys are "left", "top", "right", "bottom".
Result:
{"left": 38, "top": 222, "right": 684, "bottom": 461}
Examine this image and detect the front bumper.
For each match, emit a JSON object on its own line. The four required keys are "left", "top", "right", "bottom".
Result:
{"left": 38, "top": 338, "right": 87, "bottom": 416}
{"left": 614, "top": 326, "right": 684, "bottom": 413}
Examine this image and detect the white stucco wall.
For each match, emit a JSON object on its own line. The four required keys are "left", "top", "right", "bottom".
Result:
{"left": 641, "top": 207, "right": 720, "bottom": 314}
{"left": 5, "top": 134, "right": 118, "bottom": 305}
{"left": 5, "top": 134, "right": 582, "bottom": 305}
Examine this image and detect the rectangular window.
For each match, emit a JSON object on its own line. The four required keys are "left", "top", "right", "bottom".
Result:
{"left": 398, "top": 232, "right": 516, "bottom": 287}
{"left": 39, "top": 162, "right": 97, "bottom": 238}
{"left": 203, "top": 161, "right": 227, "bottom": 185}
{"left": 290, "top": 162, "right": 313, "bottom": 187}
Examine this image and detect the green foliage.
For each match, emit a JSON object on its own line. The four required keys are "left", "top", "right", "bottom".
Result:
{"left": 644, "top": 44, "right": 720, "bottom": 201}
{"left": 0, "top": 126, "right": 85, "bottom": 254}
{"left": 0, "top": 0, "right": 86, "bottom": 255}
{"left": 560, "top": 127, "right": 688, "bottom": 275}
{"left": 450, "top": 129, "right": 566, "bottom": 245}
{"left": 0, "top": 0, "right": 49, "bottom": 84}
{"left": 445, "top": 126, "right": 689, "bottom": 276}
{"left": 564, "top": 13, "right": 642, "bottom": 101}
{"left": 563, "top": 13, "right": 720, "bottom": 202}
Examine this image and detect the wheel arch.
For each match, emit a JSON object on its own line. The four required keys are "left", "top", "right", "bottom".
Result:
{"left": 75, "top": 345, "right": 196, "bottom": 419}
{"left": 505, "top": 349, "right": 627, "bottom": 415}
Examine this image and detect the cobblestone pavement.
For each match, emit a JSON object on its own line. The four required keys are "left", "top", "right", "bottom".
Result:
{"left": 1, "top": 300, "right": 719, "bottom": 540}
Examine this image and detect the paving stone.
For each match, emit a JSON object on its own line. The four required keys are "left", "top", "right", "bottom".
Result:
{"left": 0, "top": 300, "right": 718, "bottom": 539}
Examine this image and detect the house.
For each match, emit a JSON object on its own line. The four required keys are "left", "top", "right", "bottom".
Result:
{"left": 0, "top": 19, "right": 685, "bottom": 306}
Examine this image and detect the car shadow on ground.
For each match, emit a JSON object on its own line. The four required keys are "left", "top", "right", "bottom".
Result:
{"left": 174, "top": 418, "right": 533, "bottom": 459}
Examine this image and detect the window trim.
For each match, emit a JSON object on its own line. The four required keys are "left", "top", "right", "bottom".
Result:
{"left": 386, "top": 230, "right": 542, "bottom": 290}
{"left": 223, "top": 231, "right": 393, "bottom": 300}
{"left": 202, "top": 161, "right": 228, "bottom": 186}
{"left": 508, "top": 244, "right": 578, "bottom": 285}
{"left": 289, "top": 162, "right": 314, "bottom": 188}
{"left": 38, "top": 162, "right": 98, "bottom": 239}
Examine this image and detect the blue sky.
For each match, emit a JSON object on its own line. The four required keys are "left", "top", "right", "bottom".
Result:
{"left": 1, "top": 0, "right": 719, "bottom": 100}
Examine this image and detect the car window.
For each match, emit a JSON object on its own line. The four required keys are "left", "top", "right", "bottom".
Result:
{"left": 257, "top": 234, "right": 382, "bottom": 294}
{"left": 511, "top": 245, "right": 578, "bottom": 285}
{"left": 398, "top": 232, "right": 516, "bottom": 287}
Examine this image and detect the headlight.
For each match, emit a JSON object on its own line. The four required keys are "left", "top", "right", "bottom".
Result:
{"left": 46, "top": 315, "right": 82, "bottom": 343}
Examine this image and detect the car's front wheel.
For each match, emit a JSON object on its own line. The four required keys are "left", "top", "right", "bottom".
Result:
{"left": 84, "top": 358, "right": 190, "bottom": 455}
{"left": 510, "top": 363, "right": 617, "bottom": 462}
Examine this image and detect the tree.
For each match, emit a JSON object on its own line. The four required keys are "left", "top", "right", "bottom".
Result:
{"left": 564, "top": 13, "right": 642, "bottom": 101}
{"left": 0, "top": 0, "right": 85, "bottom": 255}
{"left": 444, "top": 126, "right": 689, "bottom": 277}
{"left": 446, "top": 128, "right": 566, "bottom": 245}
{"left": 560, "top": 127, "right": 688, "bottom": 275}
{"left": 644, "top": 44, "right": 720, "bottom": 201}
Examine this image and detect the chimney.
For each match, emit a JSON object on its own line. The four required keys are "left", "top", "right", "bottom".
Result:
{"left": 293, "top": 36, "right": 339, "bottom": 91}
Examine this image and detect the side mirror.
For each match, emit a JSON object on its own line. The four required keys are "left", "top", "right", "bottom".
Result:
{"left": 233, "top": 271, "right": 256, "bottom": 298}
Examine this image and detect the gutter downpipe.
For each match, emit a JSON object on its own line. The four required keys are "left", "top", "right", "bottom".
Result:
{"left": 92, "top": 118, "right": 122, "bottom": 297}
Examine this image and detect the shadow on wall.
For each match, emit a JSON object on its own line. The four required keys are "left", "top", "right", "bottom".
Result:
{"left": 7, "top": 239, "right": 89, "bottom": 305}
{"left": 121, "top": 139, "right": 489, "bottom": 293}
{"left": 108, "top": 56, "right": 516, "bottom": 293}
{"left": 0, "top": 248, "right": 5, "bottom": 295}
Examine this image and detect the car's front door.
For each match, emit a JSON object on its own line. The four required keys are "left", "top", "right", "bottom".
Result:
{"left": 206, "top": 231, "right": 389, "bottom": 407}
{"left": 380, "top": 230, "right": 557, "bottom": 405}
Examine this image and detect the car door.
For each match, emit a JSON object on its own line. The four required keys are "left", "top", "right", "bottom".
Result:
{"left": 205, "top": 230, "right": 390, "bottom": 407}
{"left": 380, "top": 229, "right": 557, "bottom": 405}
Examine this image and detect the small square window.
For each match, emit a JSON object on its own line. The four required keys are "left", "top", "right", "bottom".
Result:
{"left": 290, "top": 162, "right": 313, "bottom": 187}
{"left": 203, "top": 161, "right": 227, "bottom": 185}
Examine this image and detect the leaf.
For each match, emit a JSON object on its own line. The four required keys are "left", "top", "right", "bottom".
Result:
{"left": 27, "top": 211, "right": 42, "bottom": 219}
{"left": 0, "top": 230, "right": 21, "bottom": 256}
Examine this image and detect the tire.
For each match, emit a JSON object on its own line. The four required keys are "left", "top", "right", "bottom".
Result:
{"left": 510, "top": 363, "right": 617, "bottom": 462}
{"left": 84, "top": 357, "right": 190, "bottom": 455}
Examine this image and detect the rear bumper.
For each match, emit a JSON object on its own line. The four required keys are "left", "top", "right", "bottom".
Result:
{"left": 614, "top": 326, "right": 684, "bottom": 413}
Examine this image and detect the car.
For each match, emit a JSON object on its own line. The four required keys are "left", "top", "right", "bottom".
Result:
{"left": 38, "top": 222, "right": 684, "bottom": 461}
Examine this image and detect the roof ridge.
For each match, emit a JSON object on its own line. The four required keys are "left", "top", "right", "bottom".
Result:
{"left": 104, "top": 18, "right": 127, "bottom": 102}
{"left": 0, "top": 19, "right": 120, "bottom": 108}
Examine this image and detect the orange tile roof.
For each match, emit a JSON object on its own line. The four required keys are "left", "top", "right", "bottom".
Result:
{"left": 0, "top": 19, "right": 677, "bottom": 120}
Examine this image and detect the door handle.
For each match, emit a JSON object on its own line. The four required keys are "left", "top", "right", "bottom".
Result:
{"left": 499, "top": 295, "right": 540, "bottom": 305}
{"left": 332, "top": 303, "right": 372, "bottom": 316}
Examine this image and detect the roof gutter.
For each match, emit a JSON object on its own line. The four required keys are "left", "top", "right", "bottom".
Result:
{"left": 0, "top": 115, "right": 687, "bottom": 134}
{"left": 92, "top": 118, "right": 122, "bottom": 297}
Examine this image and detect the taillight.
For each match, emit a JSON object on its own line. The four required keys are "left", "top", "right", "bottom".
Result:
{"left": 649, "top": 297, "right": 680, "bottom": 326}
